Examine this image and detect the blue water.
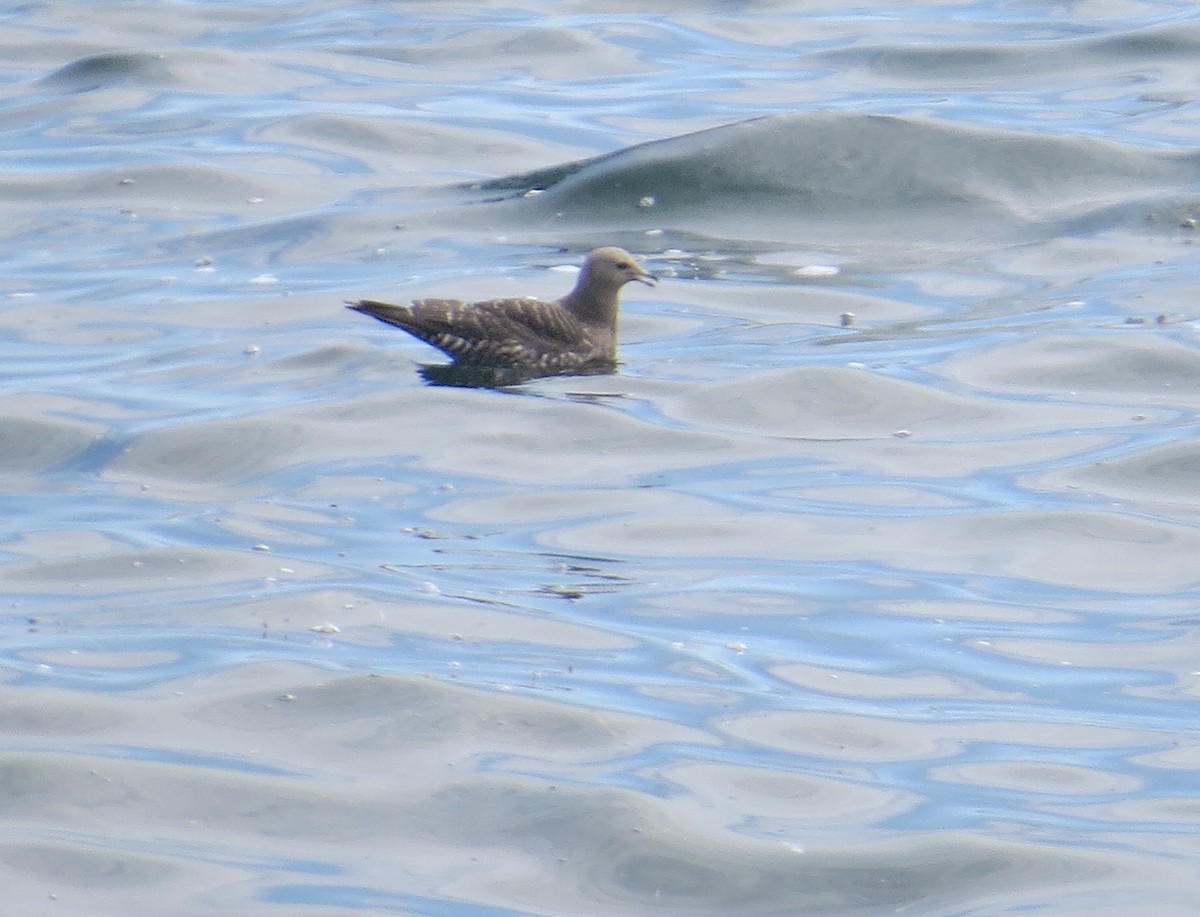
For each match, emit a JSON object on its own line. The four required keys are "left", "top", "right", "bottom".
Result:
{"left": 3, "top": 2, "right": 1200, "bottom": 915}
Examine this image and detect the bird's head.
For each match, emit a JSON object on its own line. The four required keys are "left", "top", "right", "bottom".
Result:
{"left": 582, "top": 247, "right": 657, "bottom": 290}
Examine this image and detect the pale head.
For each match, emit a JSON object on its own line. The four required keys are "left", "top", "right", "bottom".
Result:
{"left": 560, "top": 246, "right": 656, "bottom": 327}
{"left": 580, "top": 246, "right": 657, "bottom": 292}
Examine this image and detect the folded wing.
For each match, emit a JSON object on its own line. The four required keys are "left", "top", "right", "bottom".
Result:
{"left": 347, "top": 296, "right": 603, "bottom": 368}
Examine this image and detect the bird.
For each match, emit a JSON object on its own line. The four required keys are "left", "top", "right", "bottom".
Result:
{"left": 347, "top": 247, "right": 656, "bottom": 386}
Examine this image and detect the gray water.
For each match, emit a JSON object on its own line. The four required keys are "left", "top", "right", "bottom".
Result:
{"left": 3, "top": 2, "right": 1200, "bottom": 915}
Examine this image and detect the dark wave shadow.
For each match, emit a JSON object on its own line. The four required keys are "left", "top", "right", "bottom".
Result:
{"left": 42, "top": 51, "right": 176, "bottom": 92}
{"left": 455, "top": 112, "right": 1200, "bottom": 257}
{"left": 150, "top": 112, "right": 1200, "bottom": 282}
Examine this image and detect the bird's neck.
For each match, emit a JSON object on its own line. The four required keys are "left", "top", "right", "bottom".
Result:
{"left": 561, "top": 282, "right": 617, "bottom": 327}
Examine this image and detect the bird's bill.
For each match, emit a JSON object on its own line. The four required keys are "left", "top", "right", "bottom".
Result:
{"left": 633, "top": 273, "right": 658, "bottom": 287}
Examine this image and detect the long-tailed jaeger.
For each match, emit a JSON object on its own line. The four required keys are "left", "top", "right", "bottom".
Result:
{"left": 347, "top": 247, "right": 656, "bottom": 385}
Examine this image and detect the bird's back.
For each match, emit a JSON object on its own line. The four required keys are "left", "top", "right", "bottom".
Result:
{"left": 347, "top": 296, "right": 613, "bottom": 372}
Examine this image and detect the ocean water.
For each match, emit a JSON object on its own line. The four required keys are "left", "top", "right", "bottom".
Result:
{"left": 3, "top": 1, "right": 1200, "bottom": 914}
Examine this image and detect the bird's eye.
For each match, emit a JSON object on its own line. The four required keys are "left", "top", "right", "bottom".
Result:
{"left": 617, "top": 262, "right": 631, "bottom": 270}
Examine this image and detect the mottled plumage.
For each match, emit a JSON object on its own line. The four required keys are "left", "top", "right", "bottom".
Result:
{"left": 347, "top": 247, "right": 655, "bottom": 384}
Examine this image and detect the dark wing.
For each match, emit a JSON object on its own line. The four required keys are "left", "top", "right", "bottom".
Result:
{"left": 349, "top": 296, "right": 595, "bottom": 366}
{"left": 346, "top": 298, "right": 451, "bottom": 333}
{"left": 471, "top": 297, "right": 587, "bottom": 346}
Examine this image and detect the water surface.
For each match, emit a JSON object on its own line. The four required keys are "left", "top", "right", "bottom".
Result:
{"left": 3, "top": 2, "right": 1200, "bottom": 915}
